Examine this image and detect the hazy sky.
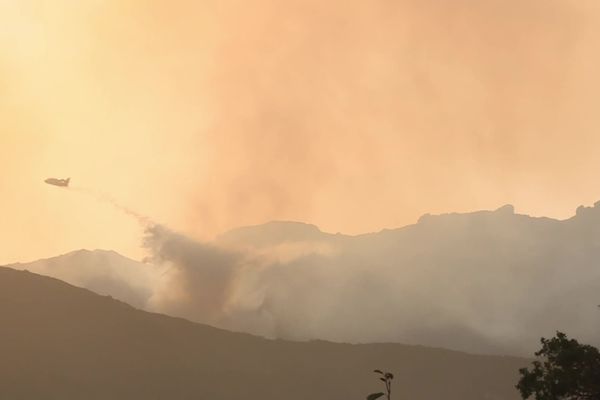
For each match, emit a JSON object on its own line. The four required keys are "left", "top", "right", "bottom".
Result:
{"left": 2, "top": 0, "right": 600, "bottom": 264}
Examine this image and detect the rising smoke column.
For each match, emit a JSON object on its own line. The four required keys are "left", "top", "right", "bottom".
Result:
{"left": 54, "top": 183, "right": 243, "bottom": 328}
{"left": 142, "top": 224, "right": 243, "bottom": 326}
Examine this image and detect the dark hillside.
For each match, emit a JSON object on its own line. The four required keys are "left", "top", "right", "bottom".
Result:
{"left": 0, "top": 267, "right": 524, "bottom": 399}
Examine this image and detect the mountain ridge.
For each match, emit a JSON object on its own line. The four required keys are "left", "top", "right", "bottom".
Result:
{"left": 217, "top": 201, "right": 599, "bottom": 244}
{"left": 8, "top": 200, "right": 600, "bottom": 356}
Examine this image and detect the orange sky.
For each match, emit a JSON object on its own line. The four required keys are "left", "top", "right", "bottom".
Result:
{"left": 2, "top": 0, "right": 600, "bottom": 264}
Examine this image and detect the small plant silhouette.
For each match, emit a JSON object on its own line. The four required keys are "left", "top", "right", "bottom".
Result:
{"left": 367, "top": 369, "right": 394, "bottom": 400}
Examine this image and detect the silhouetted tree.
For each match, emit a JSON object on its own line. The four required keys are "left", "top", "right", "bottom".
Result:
{"left": 516, "top": 332, "right": 600, "bottom": 400}
{"left": 367, "top": 369, "right": 393, "bottom": 400}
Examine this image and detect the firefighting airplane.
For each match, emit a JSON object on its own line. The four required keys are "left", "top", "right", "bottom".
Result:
{"left": 44, "top": 177, "right": 70, "bottom": 187}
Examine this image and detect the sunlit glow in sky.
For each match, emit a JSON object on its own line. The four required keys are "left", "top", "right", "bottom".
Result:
{"left": 1, "top": 0, "right": 600, "bottom": 264}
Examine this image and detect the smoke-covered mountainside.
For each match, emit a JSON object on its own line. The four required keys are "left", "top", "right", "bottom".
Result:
{"left": 0, "top": 266, "right": 524, "bottom": 400}
{"left": 6, "top": 249, "right": 158, "bottom": 309}
{"left": 9, "top": 202, "right": 600, "bottom": 356}
{"left": 216, "top": 203, "right": 600, "bottom": 354}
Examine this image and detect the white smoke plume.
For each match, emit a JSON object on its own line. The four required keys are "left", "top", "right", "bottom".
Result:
{"left": 141, "top": 222, "right": 346, "bottom": 340}
{"left": 142, "top": 224, "right": 242, "bottom": 325}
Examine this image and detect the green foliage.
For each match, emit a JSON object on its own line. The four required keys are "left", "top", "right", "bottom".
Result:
{"left": 516, "top": 332, "right": 600, "bottom": 400}
{"left": 366, "top": 392, "right": 385, "bottom": 400}
{"left": 368, "top": 370, "right": 394, "bottom": 400}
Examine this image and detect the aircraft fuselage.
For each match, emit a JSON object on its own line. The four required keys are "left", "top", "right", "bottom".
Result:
{"left": 44, "top": 178, "right": 70, "bottom": 187}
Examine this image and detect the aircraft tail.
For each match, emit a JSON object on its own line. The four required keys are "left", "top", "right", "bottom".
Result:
{"left": 66, "top": 178, "right": 70, "bottom": 186}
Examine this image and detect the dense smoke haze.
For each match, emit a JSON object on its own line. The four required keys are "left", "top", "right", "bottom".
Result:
{"left": 3, "top": 0, "right": 600, "bottom": 366}
{"left": 142, "top": 205, "right": 600, "bottom": 355}
{"left": 2, "top": 0, "right": 600, "bottom": 264}
{"left": 12, "top": 200, "right": 600, "bottom": 356}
